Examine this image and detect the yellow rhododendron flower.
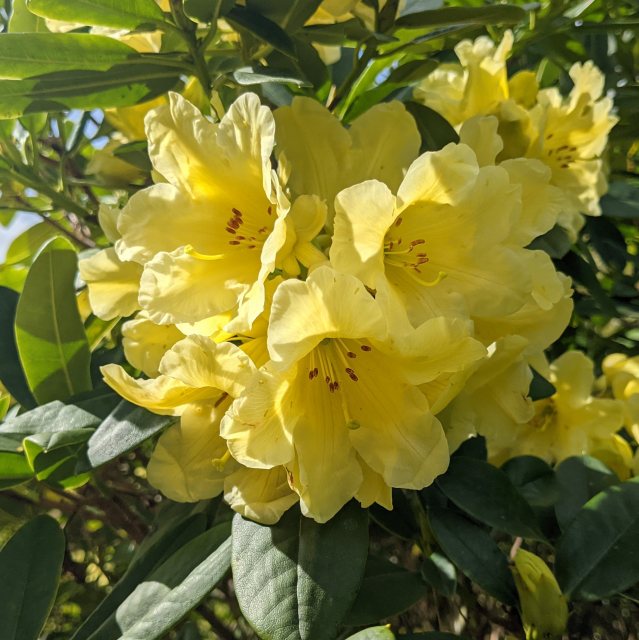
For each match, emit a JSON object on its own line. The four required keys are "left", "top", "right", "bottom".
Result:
{"left": 512, "top": 548, "right": 568, "bottom": 640}
{"left": 102, "top": 336, "right": 257, "bottom": 502}
{"left": 603, "top": 353, "right": 639, "bottom": 442}
{"left": 114, "top": 92, "right": 291, "bottom": 329}
{"left": 414, "top": 31, "right": 617, "bottom": 233}
{"left": 331, "top": 142, "right": 549, "bottom": 331}
{"left": 221, "top": 266, "right": 485, "bottom": 522}
{"left": 491, "top": 351, "right": 624, "bottom": 465}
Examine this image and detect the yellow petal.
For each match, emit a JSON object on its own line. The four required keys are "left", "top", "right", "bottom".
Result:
{"left": 147, "top": 403, "right": 232, "bottom": 502}
{"left": 78, "top": 248, "right": 142, "bottom": 320}
{"left": 223, "top": 466, "right": 298, "bottom": 524}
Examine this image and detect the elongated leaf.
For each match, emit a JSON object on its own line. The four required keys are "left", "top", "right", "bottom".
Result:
{"left": 0, "top": 63, "right": 181, "bottom": 119}
{"left": 5, "top": 222, "right": 59, "bottom": 266}
{"left": 9, "top": 0, "right": 48, "bottom": 33}
{"left": 0, "top": 286, "right": 35, "bottom": 407}
{"left": 233, "top": 65, "right": 310, "bottom": 87}
{"left": 428, "top": 508, "right": 516, "bottom": 604}
{"left": 232, "top": 502, "right": 369, "bottom": 640}
{"left": 114, "top": 526, "right": 232, "bottom": 640}
{"left": 0, "top": 33, "right": 140, "bottom": 79}
{"left": 71, "top": 514, "right": 208, "bottom": 640}
{"left": 27, "top": 0, "right": 164, "bottom": 30}
{"left": 15, "top": 237, "right": 91, "bottom": 404}
{"left": 227, "top": 6, "right": 295, "bottom": 56}
{"left": 555, "top": 477, "right": 639, "bottom": 600}
{"left": 436, "top": 457, "right": 544, "bottom": 539}
{"left": 87, "top": 400, "right": 176, "bottom": 468}
{"left": 501, "top": 456, "right": 558, "bottom": 508}
{"left": 421, "top": 552, "right": 456, "bottom": 597}
{"left": 345, "top": 556, "right": 428, "bottom": 626}
{"left": 0, "top": 451, "right": 33, "bottom": 485}
{"left": 0, "top": 515, "right": 65, "bottom": 640}
{"left": 396, "top": 5, "right": 526, "bottom": 28}
{"left": 1, "top": 399, "right": 103, "bottom": 434}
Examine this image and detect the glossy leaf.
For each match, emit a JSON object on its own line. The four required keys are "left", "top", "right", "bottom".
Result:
{"left": 421, "top": 552, "right": 456, "bottom": 597}
{"left": 0, "top": 515, "right": 65, "bottom": 640}
{"left": 346, "top": 628, "right": 395, "bottom": 640}
{"left": 27, "top": 0, "right": 165, "bottom": 30}
{"left": 428, "top": 507, "right": 516, "bottom": 605}
{"left": 345, "top": 556, "right": 429, "bottom": 625}
{"left": 0, "top": 286, "right": 35, "bottom": 407}
{"left": 0, "top": 63, "right": 181, "bottom": 119}
{"left": 501, "top": 456, "right": 558, "bottom": 508}
{"left": 555, "top": 477, "right": 639, "bottom": 600}
{"left": 0, "top": 33, "right": 141, "bottom": 78}
{"left": 227, "top": 6, "right": 295, "bottom": 56}
{"left": 86, "top": 400, "right": 176, "bottom": 468}
{"left": 436, "top": 457, "right": 544, "bottom": 539}
{"left": 405, "top": 101, "right": 458, "bottom": 152}
{"left": 396, "top": 5, "right": 527, "bottom": 29}
{"left": 233, "top": 65, "right": 310, "bottom": 87}
{"left": 1, "top": 399, "right": 103, "bottom": 434}
{"left": 232, "top": 502, "right": 369, "bottom": 640}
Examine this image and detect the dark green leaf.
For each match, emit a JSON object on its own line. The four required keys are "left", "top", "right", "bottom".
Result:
{"left": 184, "top": 0, "right": 223, "bottom": 23}
{"left": 15, "top": 237, "right": 92, "bottom": 404}
{"left": 227, "top": 6, "right": 295, "bottom": 56}
{"left": 529, "top": 367, "right": 556, "bottom": 401}
{"left": 405, "top": 101, "right": 458, "bottom": 152}
{"left": 0, "top": 33, "right": 141, "bottom": 78}
{"left": 232, "top": 502, "right": 369, "bottom": 640}
{"left": 0, "top": 515, "right": 65, "bottom": 640}
{"left": 369, "top": 489, "right": 417, "bottom": 539}
{"left": 501, "top": 456, "right": 558, "bottom": 508}
{"left": 247, "top": 0, "right": 324, "bottom": 31}
{"left": 387, "top": 59, "right": 437, "bottom": 84}
{"left": 554, "top": 456, "right": 619, "bottom": 530}
{"left": 428, "top": 507, "right": 516, "bottom": 604}
{"left": 421, "top": 552, "right": 456, "bottom": 597}
{"left": 27, "top": 0, "right": 164, "bottom": 31}
{"left": 451, "top": 435, "right": 486, "bottom": 461}
{"left": 556, "top": 477, "right": 639, "bottom": 600}
{"left": 345, "top": 555, "right": 429, "bottom": 625}
{"left": 87, "top": 400, "right": 176, "bottom": 468}
{"left": 396, "top": 5, "right": 527, "bottom": 28}
{"left": 71, "top": 514, "right": 208, "bottom": 640}
{"left": 0, "top": 286, "right": 35, "bottom": 407}
{"left": 601, "top": 182, "right": 639, "bottom": 219}
{"left": 112, "top": 140, "right": 152, "bottom": 171}
{"left": 400, "top": 634, "right": 469, "bottom": 640}
{"left": 527, "top": 224, "right": 573, "bottom": 258}
{"left": 437, "top": 457, "right": 544, "bottom": 539}
{"left": 0, "top": 63, "right": 181, "bottom": 119}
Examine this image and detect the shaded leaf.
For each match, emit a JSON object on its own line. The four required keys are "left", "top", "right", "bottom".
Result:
{"left": 396, "top": 5, "right": 526, "bottom": 28}
{"left": 15, "top": 237, "right": 92, "bottom": 404}
{"left": 405, "top": 101, "right": 458, "bottom": 152}
{"left": 227, "top": 6, "right": 295, "bottom": 56}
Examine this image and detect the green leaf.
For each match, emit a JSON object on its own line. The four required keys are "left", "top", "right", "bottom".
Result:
{"left": 436, "top": 457, "right": 544, "bottom": 539}
{"left": 501, "top": 456, "right": 558, "bottom": 508}
{"left": 15, "top": 237, "right": 92, "bottom": 404}
{"left": 184, "top": 0, "right": 223, "bottom": 23}
{"left": 8, "top": 0, "right": 49, "bottom": 33}
{"left": 71, "top": 514, "right": 208, "bottom": 640}
{"left": 400, "top": 634, "right": 469, "bottom": 640}
{"left": 345, "top": 556, "right": 429, "bottom": 625}
{"left": 232, "top": 502, "right": 369, "bottom": 640}
{"left": 554, "top": 456, "right": 619, "bottom": 530}
{"left": 427, "top": 507, "right": 516, "bottom": 604}
{"left": 227, "top": 6, "right": 296, "bottom": 56}
{"left": 555, "top": 477, "right": 639, "bottom": 600}
{"left": 0, "top": 286, "right": 36, "bottom": 407}
{"left": 27, "top": 0, "right": 164, "bottom": 31}
{"left": 233, "top": 65, "right": 310, "bottom": 87}
{"left": 5, "top": 222, "right": 59, "bottom": 266}
{"left": 420, "top": 552, "right": 456, "bottom": 597}
{"left": 527, "top": 224, "right": 573, "bottom": 258}
{"left": 601, "top": 182, "right": 639, "bottom": 219}
{"left": 247, "top": 0, "right": 324, "bottom": 31}
{"left": 395, "top": 5, "right": 527, "bottom": 29}
{"left": 1, "top": 399, "right": 103, "bottom": 434}
{"left": 0, "top": 33, "right": 142, "bottom": 78}
{"left": 0, "top": 63, "right": 181, "bottom": 119}
{"left": 0, "top": 515, "right": 65, "bottom": 640}
{"left": 114, "top": 524, "right": 231, "bottom": 639}
{"left": 405, "top": 101, "right": 458, "bottom": 152}
{"left": 346, "top": 628, "right": 395, "bottom": 640}
{"left": 528, "top": 367, "right": 556, "bottom": 401}
{"left": 0, "top": 451, "right": 33, "bottom": 485}
{"left": 86, "top": 400, "right": 176, "bottom": 468}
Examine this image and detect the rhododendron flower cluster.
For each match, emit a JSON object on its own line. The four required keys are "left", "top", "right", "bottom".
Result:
{"left": 79, "top": 33, "right": 626, "bottom": 523}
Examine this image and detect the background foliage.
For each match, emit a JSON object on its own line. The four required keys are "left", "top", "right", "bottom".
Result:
{"left": 0, "top": 0, "right": 638, "bottom": 638}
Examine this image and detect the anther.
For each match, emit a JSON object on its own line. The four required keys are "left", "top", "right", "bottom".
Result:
{"left": 361, "top": 345, "right": 372, "bottom": 351}
{"left": 347, "top": 351, "right": 357, "bottom": 359}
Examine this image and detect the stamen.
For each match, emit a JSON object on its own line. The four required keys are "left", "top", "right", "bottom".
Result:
{"left": 211, "top": 450, "right": 232, "bottom": 472}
